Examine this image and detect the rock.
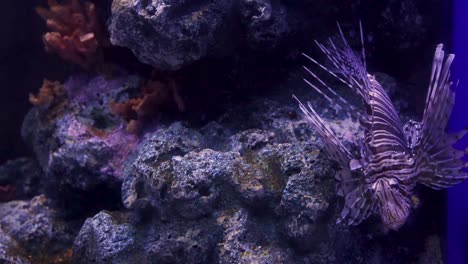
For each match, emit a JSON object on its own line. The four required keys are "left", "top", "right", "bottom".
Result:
{"left": 122, "top": 119, "right": 295, "bottom": 218}
{"left": 108, "top": 0, "right": 291, "bottom": 70}
{"left": 21, "top": 107, "right": 57, "bottom": 170}
{"left": 63, "top": 74, "right": 143, "bottom": 131}
{"left": 0, "top": 195, "right": 75, "bottom": 263}
{"left": 121, "top": 122, "right": 204, "bottom": 211}
{"left": 240, "top": 0, "right": 289, "bottom": 49}
{"left": 73, "top": 211, "right": 138, "bottom": 264}
{"left": 48, "top": 113, "right": 136, "bottom": 189}
{"left": 108, "top": 0, "right": 237, "bottom": 70}
{"left": 0, "top": 231, "right": 32, "bottom": 264}
{"left": 143, "top": 217, "right": 221, "bottom": 264}
{"left": 21, "top": 75, "right": 141, "bottom": 211}
{"left": 0, "top": 158, "right": 43, "bottom": 201}
{"left": 2, "top": 0, "right": 451, "bottom": 262}
{"left": 229, "top": 129, "right": 275, "bottom": 152}
{"left": 73, "top": 210, "right": 221, "bottom": 264}
{"left": 225, "top": 154, "right": 273, "bottom": 207}
{"left": 217, "top": 98, "right": 313, "bottom": 144}
{"left": 217, "top": 209, "right": 293, "bottom": 263}
{"left": 21, "top": 75, "right": 143, "bottom": 177}
{"left": 279, "top": 170, "right": 333, "bottom": 249}
{"left": 169, "top": 149, "right": 240, "bottom": 219}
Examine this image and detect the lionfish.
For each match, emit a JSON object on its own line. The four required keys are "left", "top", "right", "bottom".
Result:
{"left": 295, "top": 24, "right": 468, "bottom": 230}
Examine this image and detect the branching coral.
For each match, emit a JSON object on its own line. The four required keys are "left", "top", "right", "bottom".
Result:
{"left": 29, "top": 79, "right": 66, "bottom": 108}
{"left": 36, "top": 0, "right": 107, "bottom": 69}
{"left": 109, "top": 78, "right": 185, "bottom": 134}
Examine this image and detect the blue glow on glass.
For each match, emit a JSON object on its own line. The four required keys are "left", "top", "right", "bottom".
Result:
{"left": 447, "top": 0, "right": 468, "bottom": 263}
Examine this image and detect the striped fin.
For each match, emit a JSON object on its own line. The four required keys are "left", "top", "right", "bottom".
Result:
{"left": 419, "top": 45, "right": 456, "bottom": 150}
{"left": 418, "top": 164, "right": 468, "bottom": 190}
{"left": 301, "top": 54, "right": 366, "bottom": 124}
{"left": 417, "top": 132, "right": 468, "bottom": 189}
{"left": 313, "top": 24, "right": 407, "bottom": 154}
{"left": 335, "top": 168, "right": 359, "bottom": 197}
{"left": 294, "top": 96, "right": 354, "bottom": 167}
{"left": 364, "top": 78, "right": 408, "bottom": 154}
{"left": 336, "top": 186, "right": 376, "bottom": 226}
{"left": 416, "top": 44, "right": 468, "bottom": 189}
{"left": 335, "top": 161, "right": 375, "bottom": 225}
{"left": 313, "top": 24, "right": 371, "bottom": 102}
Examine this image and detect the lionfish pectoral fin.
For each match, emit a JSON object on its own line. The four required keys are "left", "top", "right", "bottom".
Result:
{"left": 415, "top": 45, "right": 468, "bottom": 189}
{"left": 335, "top": 168, "right": 361, "bottom": 197}
{"left": 337, "top": 187, "right": 375, "bottom": 226}
{"left": 336, "top": 172, "right": 372, "bottom": 226}
{"left": 417, "top": 141, "right": 468, "bottom": 189}
{"left": 419, "top": 44, "right": 455, "bottom": 150}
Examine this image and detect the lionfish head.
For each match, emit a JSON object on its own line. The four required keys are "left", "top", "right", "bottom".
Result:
{"left": 369, "top": 178, "right": 412, "bottom": 230}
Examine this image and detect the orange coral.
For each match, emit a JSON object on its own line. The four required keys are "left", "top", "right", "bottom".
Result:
{"left": 109, "top": 78, "right": 185, "bottom": 133}
{"left": 29, "top": 79, "right": 66, "bottom": 108}
{"left": 36, "top": 0, "right": 107, "bottom": 69}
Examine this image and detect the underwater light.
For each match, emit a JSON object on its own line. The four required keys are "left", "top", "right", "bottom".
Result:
{"left": 447, "top": 0, "right": 468, "bottom": 263}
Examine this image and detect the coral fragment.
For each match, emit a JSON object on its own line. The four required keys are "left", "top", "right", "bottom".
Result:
{"left": 109, "top": 78, "right": 185, "bottom": 133}
{"left": 36, "top": 0, "right": 106, "bottom": 68}
{"left": 29, "top": 79, "right": 66, "bottom": 108}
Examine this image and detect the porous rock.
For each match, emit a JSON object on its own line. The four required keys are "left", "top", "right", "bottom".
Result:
{"left": 21, "top": 75, "right": 141, "bottom": 208}
{"left": 108, "top": 0, "right": 237, "bottom": 70}
{"left": 239, "top": 0, "right": 289, "bottom": 49}
{"left": 73, "top": 210, "right": 221, "bottom": 264}
{"left": 73, "top": 211, "right": 138, "bottom": 264}
{"left": 0, "top": 195, "right": 75, "bottom": 263}
{"left": 108, "top": 0, "right": 290, "bottom": 70}
{"left": 0, "top": 158, "right": 43, "bottom": 201}
{"left": 217, "top": 209, "right": 294, "bottom": 264}
{"left": 121, "top": 122, "right": 204, "bottom": 211}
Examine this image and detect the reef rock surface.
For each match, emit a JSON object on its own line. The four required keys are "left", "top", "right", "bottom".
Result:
{"left": 108, "top": 0, "right": 289, "bottom": 70}
{"left": 0, "top": 66, "right": 440, "bottom": 263}
{"left": 3, "top": 71, "right": 442, "bottom": 263}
